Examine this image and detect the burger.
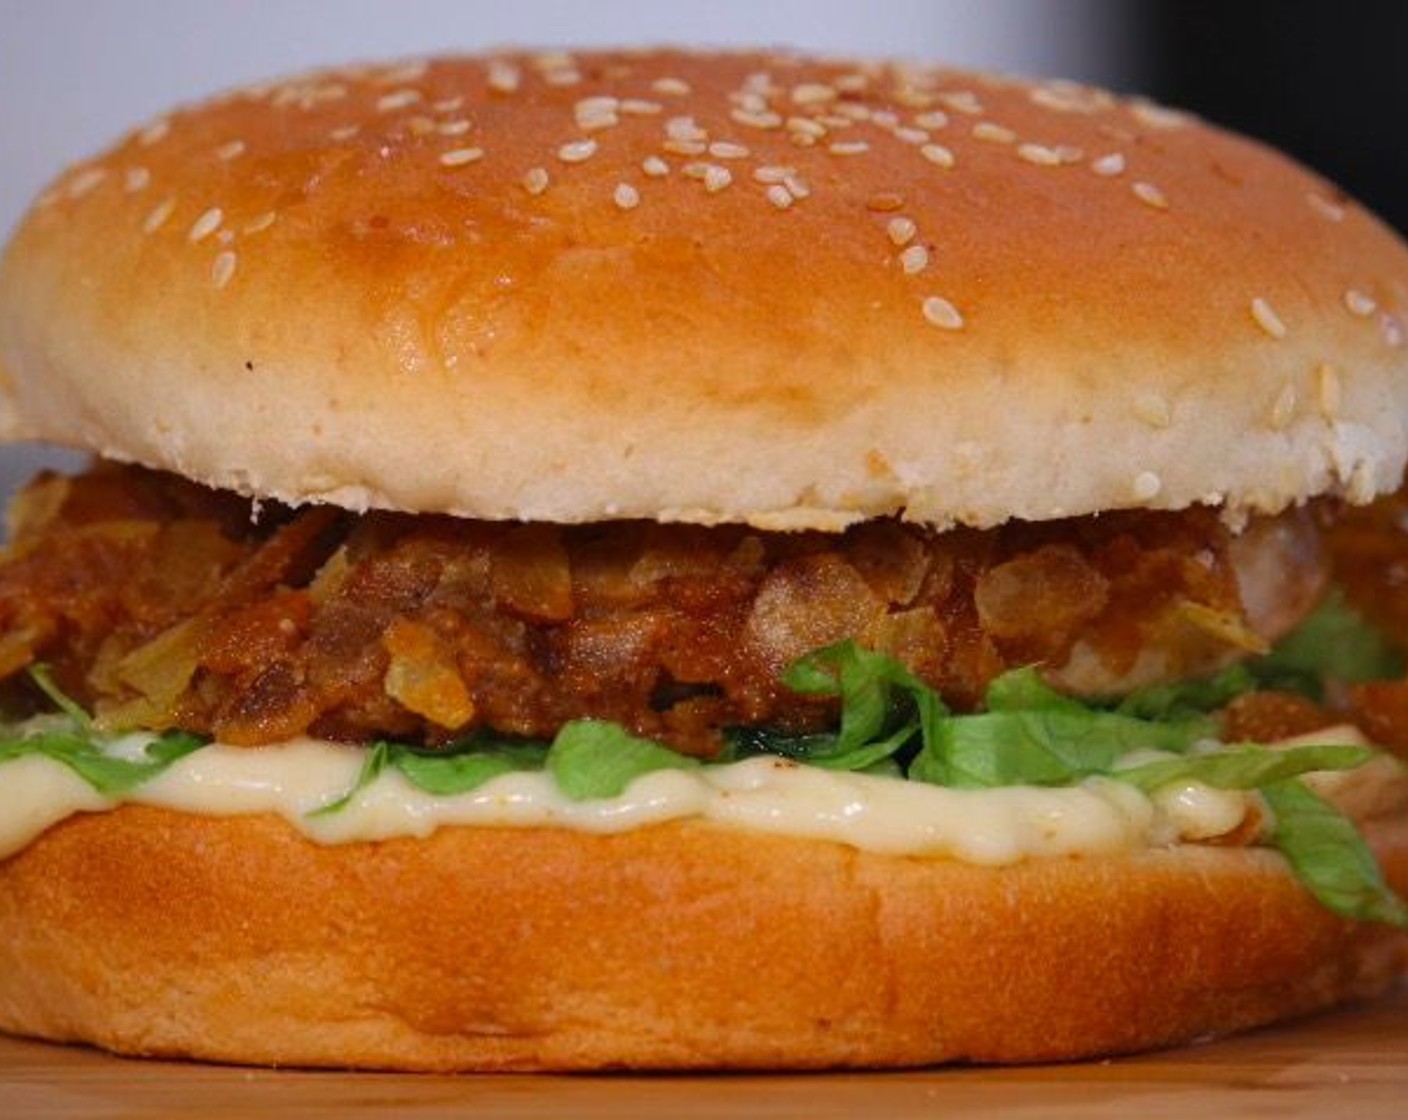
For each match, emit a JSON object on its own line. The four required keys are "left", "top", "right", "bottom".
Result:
{"left": 0, "top": 48, "right": 1405, "bottom": 1072}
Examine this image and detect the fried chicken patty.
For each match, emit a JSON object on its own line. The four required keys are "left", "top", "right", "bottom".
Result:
{"left": 0, "top": 463, "right": 1327, "bottom": 755}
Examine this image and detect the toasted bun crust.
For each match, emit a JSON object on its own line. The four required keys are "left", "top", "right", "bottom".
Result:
{"left": 0, "top": 806, "right": 1404, "bottom": 1071}
{"left": 3, "top": 50, "right": 1408, "bottom": 528}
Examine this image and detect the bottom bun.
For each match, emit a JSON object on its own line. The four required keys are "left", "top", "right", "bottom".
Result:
{"left": 0, "top": 806, "right": 1404, "bottom": 1071}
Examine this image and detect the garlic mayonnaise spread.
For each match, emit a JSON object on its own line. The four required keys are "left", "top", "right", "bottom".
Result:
{"left": 0, "top": 733, "right": 1264, "bottom": 863}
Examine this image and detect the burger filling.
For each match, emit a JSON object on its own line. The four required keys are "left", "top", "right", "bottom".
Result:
{"left": 0, "top": 461, "right": 1405, "bottom": 925}
{"left": 0, "top": 462, "right": 1329, "bottom": 752}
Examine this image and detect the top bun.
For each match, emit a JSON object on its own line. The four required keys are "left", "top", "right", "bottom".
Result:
{"left": 2, "top": 48, "right": 1407, "bottom": 529}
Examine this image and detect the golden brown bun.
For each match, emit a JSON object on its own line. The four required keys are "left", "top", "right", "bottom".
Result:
{"left": 0, "top": 806, "right": 1403, "bottom": 1071}
{"left": 3, "top": 50, "right": 1408, "bottom": 528}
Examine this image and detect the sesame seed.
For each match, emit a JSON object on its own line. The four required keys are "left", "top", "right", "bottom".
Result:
{"left": 328, "top": 124, "right": 361, "bottom": 142}
{"left": 211, "top": 250, "right": 237, "bottom": 290}
{"left": 432, "top": 96, "right": 465, "bottom": 112}
{"left": 557, "top": 139, "right": 598, "bottom": 163}
{"left": 544, "top": 68, "right": 582, "bottom": 87}
{"left": 1131, "top": 181, "right": 1169, "bottom": 209}
{"left": 188, "top": 207, "right": 224, "bottom": 243}
{"left": 621, "top": 99, "right": 663, "bottom": 116}
{"left": 1131, "top": 471, "right": 1163, "bottom": 501}
{"left": 866, "top": 193, "right": 905, "bottom": 213}
{"left": 783, "top": 174, "right": 810, "bottom": 199}
{"left": 138, "top": 118, "right": 170, "bottom": 146}
{"left": 124, "top": 167, "right": 150, "bottom": 193}
{"left": 791, "top": 82, "right": 838, "bottom": 105}
{"left": 920, "top": 144, "right": 956, "bottom": 168}
{"left": 708, "top": 141, "right": 750, "bottom": 159}
{"left": 613, "top": 183, "right": 641, "bottom": 210}
{"left": 377, "top": 61, "right": 428, "bottom": 85}
{"left": 900, "top": 244, "right": 930, "bottom": 275}
{"left": 765, "top": 184, "right": 793, "bottom": 209}
{"left": 1017, "top": 142, "right": 1063, "bottom": 166}
{"left": 577, "top": 110, "right": 619, "bottom": 132}
{"left": 437, "top": 119, "right": 471, "bottom": 136}
{"left": 922, "top": 296, "right": 964, "bottom": 330}
{"left": 215, "top": 140, "right": 246, "bottom": 161}
{"left": 243, "top": 211, "right": 277, "bottom": 234}
{"left": 894, "top": 87, "right": 936, "bottom": 110}
{"left": 1270, "top": 384, "right": 1299, "bottom": 430}
{"left": 887, "top": 217, "right": 917, "bottom": 246}
{"left": 1091, "top": 152, "right": 1126, "bottom": 176}
{"left": 439, "top": 146, "right": 484, "bottom": 167}
{"left": 1130, "top": 100, "right": 1190, "bottom": 129}
{"left": 1030, "top": 85, "right": 1104, "bottom": 114}
{"left": 1306, "top": 192, "right": 1346, "bottom": 222}
{"left": 914, "top": 110, "right": 949, "bottom": 130}
{"left": 834, "top": 72, "right": 870, "bottom": 93}
{"left": 887, "top": 127, "right": 925, "bottom": 146}
{"left": 576, "top": 95, "right": 620, "bottom": 116}
{"left": 642, "top": 155, "right": 670, "bottom": 178}
{"left": 377, "top": 88, "right": 422, "bottom": 112}
{"left": 1133, "top": 392, "right": 1172, "bottom": 429}
{"left": 1250, "top": 297, "right": 1287, "bottom": 339}
{"left": 786, "top": 116, "right": 828, "bottom": 138}
{"left": 1344, "top": 289, "right": 1378, "bottom": 317}
{"left": 703, "top": 165, "right": 733, "bottom": 193}
{"left": 487, "top": 61, "right": 521, "bottom": 94}
{"left": 828, "top": 141, "right": 870, "bottom": 155}
{"left": 972, "top": 122, "right": 1017, "bottom": 144}
{"left": 65, "top": 167, "right": 107, "bottom": 199}
{"left": 1317, "top": 364, "right": 1342, "bottom": 419}
{"left": 731, "top": 108, "right": 783, "bottom": 129}
{"left": 652, "top": 77, "right": 691, "bottom": 96}
{"left": 663, "top": 139, "right": 707, "bottom": 156}
{"left": 753, "top": 165, "right": 791, "bottom": 184}
{"left": 532, "top": 51, "right": 575, "bottom": 70}
{"left": 666, "top": 116, "right": 707, "bottom": 142}
{"left": 939, "top": 90, "right": 984, "bottom": 115}
{"left": 522, "top": 167, "right": 550, "bottom": 195}
{"left": 142, "top": 197, "right": 176, "bottom": 234}
{"left": 1054, "top": 145, "right": 1085, "bottom": 164}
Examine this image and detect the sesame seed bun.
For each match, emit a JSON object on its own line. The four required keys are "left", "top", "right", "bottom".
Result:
{"left": 1, "top": 49, "right": 1407, "bottom": 528}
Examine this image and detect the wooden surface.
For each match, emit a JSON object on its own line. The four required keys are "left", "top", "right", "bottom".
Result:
{"left": 1, "top": 988, "right": 1406, "bottom": 1119}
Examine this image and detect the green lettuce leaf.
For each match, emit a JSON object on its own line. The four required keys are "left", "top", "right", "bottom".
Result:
{"left": 308, "top": 741, "right": 393, "bottom": 817}
{"left": 1115, "top": 663, "right": 1256, "bottom": 724}
{"left": 1114, "top": 743, "right": 1376, "bottom": 793}
{"left": 909, "top": 707, "right": 1208, "bottom": 788}
{"left": 546, "top": 719, "right": 700, "bottom": 801}
{"left": 1250, "top": 588, "right": 1404, "bottom": 698}
{"left": 394, "top": 740, "right": 548, "bottom": 796}
{"left": 781, "top": 640, "right": 943, "bottom": 765}
{"left": 0, "top": 666, "right": 204, "bottom": 795}
{"left": 0, "top": 726, "right": 206, "bottom": 796}
{"left": 1262, "top": 779, "right": 1408, "bottom": 926}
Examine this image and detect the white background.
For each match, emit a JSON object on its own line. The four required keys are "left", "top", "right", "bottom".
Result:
{"left": 0, "top": 0, "right": 1134, "bottom": 494}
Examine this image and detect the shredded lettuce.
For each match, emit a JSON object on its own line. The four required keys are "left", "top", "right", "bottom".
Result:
{"left": 0, "top": 667, "right": 203, "bottom": 795}
{"left": 1248, "top": 587, "right": 1404, "bottom": 698}
{"left": 546, "top": 720, "right": 700, "bottom": 800}
{"left": 3, "top": 629, "right": 1404, "bottom": 927}
{"left": 1263, "top": 779, "right": 1408, "bottom": 926}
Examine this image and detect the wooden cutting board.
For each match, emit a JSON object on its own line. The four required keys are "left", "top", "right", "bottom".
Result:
{"left": 1, "top": 987, "right": 1405, "bottom": 1119}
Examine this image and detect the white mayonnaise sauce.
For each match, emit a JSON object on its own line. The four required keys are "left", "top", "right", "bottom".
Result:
{"left": 0, "top": 734, "right": 1264, "bottom": 863}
